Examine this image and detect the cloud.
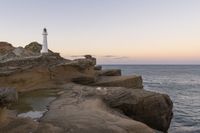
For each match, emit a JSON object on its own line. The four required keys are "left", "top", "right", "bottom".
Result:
{"left": 68, "top": 55, "right": 129, "bottom": 60}
{"left": 69, "top": 54, "right": 96, "bottom": 58}
{"left": 113, "top": 56, "right": 129, "bottom": 59}
{"left": 101, "top": 55, "right": 129, "bottom": 60}
{"left": 102, "top": 55, "right": 116, "bottom": 58}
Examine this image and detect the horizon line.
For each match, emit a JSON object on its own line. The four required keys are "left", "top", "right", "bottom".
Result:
{"left": 99, "top": 64, "right": 200, "bottom": 65}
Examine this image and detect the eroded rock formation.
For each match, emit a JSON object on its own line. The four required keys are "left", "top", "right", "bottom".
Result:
{"left": 0, "top": 42, "right": 173, "bottom": 132}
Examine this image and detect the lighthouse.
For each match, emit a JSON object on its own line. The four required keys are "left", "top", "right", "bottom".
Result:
{"left": 41, "top": 28, "right": 48, "bottom": 53}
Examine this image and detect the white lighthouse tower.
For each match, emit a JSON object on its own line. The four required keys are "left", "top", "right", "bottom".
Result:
{"left": 41, "top": 28, "right": 48, "bottom": 54}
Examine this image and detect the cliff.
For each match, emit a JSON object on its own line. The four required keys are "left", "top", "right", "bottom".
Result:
{"left": 0, "top": 42, "right": 173, "bottom": 133}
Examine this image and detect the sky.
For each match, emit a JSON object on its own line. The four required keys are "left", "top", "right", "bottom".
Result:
{"left": 1, "top": 0, "right": 200, "bottom": 64}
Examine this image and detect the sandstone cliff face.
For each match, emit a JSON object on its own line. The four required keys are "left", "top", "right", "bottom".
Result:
{"left": 0, "top": 54, "right": 95, "bottom": 91}
{"left": 0, "top": 42, "right": 99, "bottom": 91}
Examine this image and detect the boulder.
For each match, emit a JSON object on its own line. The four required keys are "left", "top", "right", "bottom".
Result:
{"left": 93, "top": 76, "right": 143, "bottom": 89}
{"left": 84, "top": 54, "right": 93, "bottom": 59}
{"left": 84, "top": 54, "right": 96, "bottom": 66}
{"left": 97, "top": 69, "right": 121, "bottom": 76}
{"left": 103, "top": 87, "right": 173, "bottom": 132}
{"left": 0, "top": 42, "right": 15, "bottom": 55}
{"left": 24, "top": 42, "right": 42, "bottom": 53}
{"left": 0, "top": 88, "right": 18, "bottom": 107}
{"left": 25, "top": 42, "right": 54, "bottom": 54}
{"left": 71, "top": 57, "right": 96, "bottom": 70}
{"left": 94, "top": 65, "right": 102, "bottom": 70}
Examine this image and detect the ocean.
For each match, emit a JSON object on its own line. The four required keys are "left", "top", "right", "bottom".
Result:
{"left": 102, "top": 65, "right": 200, "bottom": 133}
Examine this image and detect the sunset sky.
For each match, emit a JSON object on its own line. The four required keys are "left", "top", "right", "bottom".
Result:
{"left": 1, "top": 0, "right": 200, "bottom": 64}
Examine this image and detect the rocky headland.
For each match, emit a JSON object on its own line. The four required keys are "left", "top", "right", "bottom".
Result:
{"left": 0, "top": 42, "right": 173, "bottom": 133}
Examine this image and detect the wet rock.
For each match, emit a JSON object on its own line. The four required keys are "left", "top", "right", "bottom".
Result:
{"left": 93, "top": 76, "right": 143, "bottom": 89}
{"left": 97, "top": 69, "right": 121, "bottom": 76}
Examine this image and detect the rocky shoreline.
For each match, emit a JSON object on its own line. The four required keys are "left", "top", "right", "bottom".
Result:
{"left": 0, "top": 42, "right": 173, "bottom": 133}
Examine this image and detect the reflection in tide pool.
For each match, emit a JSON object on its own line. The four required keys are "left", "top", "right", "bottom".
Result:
{"left": 18, "top": 110, "right": 47, "bottom": 120}
{"left": 11, "top": 88, "right": 62, "bottom": 120}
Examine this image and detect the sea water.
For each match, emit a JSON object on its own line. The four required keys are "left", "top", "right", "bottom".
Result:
{"left": 102, "top": 65, "right": 200, "bottom": 133}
